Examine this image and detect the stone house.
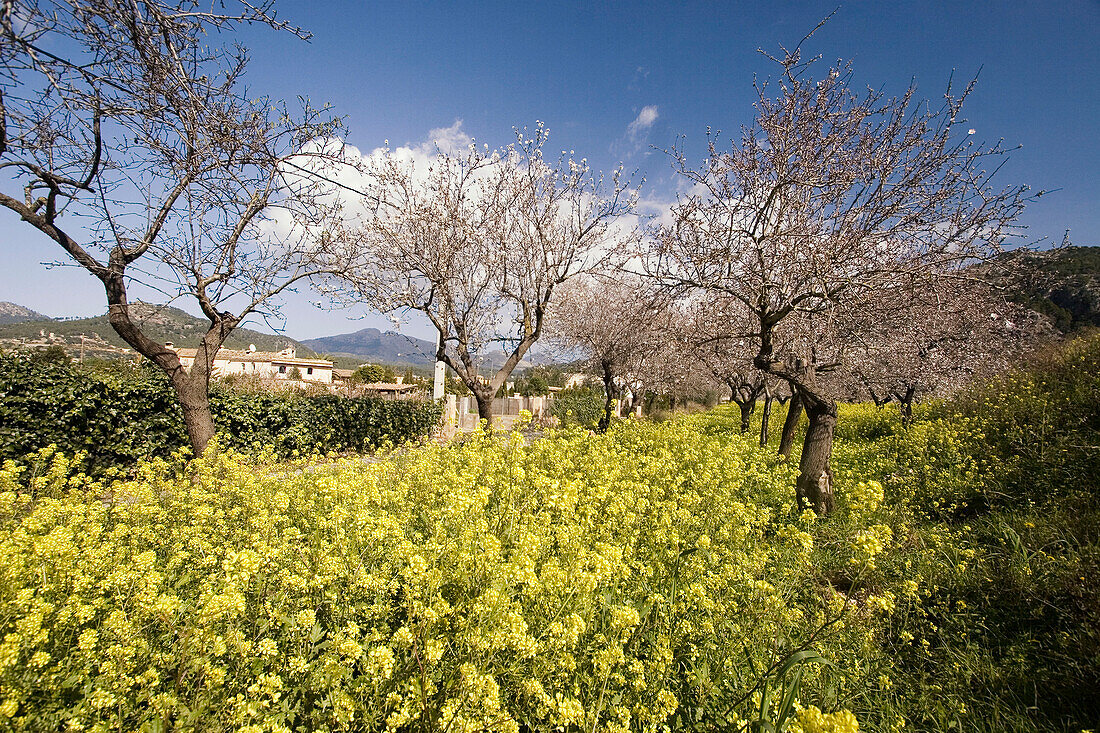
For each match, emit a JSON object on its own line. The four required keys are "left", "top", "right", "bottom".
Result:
{"left": 170, "top": 344, "right": 334, "bottom": 384}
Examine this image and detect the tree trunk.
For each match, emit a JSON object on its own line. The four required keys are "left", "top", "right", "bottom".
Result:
{"left": 599, "top": 395, "right": 615, "bottom": 433}
{"left": 759, "top": 390, "right": 773, "bottom": 448}
{"left": 778, "top": 391, "right": 803, "bottom": 459}
{"left": 598, "top": 361, "right": 616, "bottom": 433}
{"left": 898, "top": 386, "right": 916, "bottom": 427}
{"left": 754, "top": 329, "right": 835, "bottom": 515}
{"left": 172, "top": 374, "right": 217, "bottom": 454}
{"left": 796, "top": 396, "right": 837, "bottom": 516}
{"left": 473, "top": 390, "right": 494, "bottom": 426}
{"left": 735, "top": 400, "right": 754, "bottom": 434}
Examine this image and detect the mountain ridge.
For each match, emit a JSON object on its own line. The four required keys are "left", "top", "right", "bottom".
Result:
{"left": 0, "top": 302, "right": 49, "bottom": 326}
{"left": 993, "top": 245, "right": 1100, "bottom": 333}
{"left": 0, "top": 303, "right": 313, "bottom": 358}
{"left": 300, "top": 327, "right": 437, "bottom": 366}
{"left": 12, "top": 245, "right": 1094, "bottom": 367}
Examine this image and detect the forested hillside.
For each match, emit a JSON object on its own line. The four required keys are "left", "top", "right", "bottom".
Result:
{"left": 0, "top": 303, "right": 314, "bottom": 357}
{"left": 996, "top": 245, "right": 1100, "bottom": 332}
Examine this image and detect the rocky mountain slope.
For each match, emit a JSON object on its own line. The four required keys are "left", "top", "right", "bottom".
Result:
{"left": 0, "top": 302, "right": 49, "bottom": 326}
{"left": 300, "top": 328, "right": 437, "bottom": 366}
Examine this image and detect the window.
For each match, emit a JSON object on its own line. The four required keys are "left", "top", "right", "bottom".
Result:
{"left": 307, "top": 367, "right": 313, "bottom": 375}
{"left": 278, "top": 365, "right": 286, "bottom": 374}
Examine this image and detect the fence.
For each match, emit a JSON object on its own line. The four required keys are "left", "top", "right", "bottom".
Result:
{"left": 443, "top": 395, "right": 551, "bottom": 432}
{"left": 439, "top": 393, "right": 638, "bottom": 434}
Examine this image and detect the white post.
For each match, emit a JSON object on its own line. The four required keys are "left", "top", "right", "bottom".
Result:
{"left": 445, "top": 393, "right": 457, "bottom": 430}
{"left": 433, "top": 329, "right": 445, "bottom": 401}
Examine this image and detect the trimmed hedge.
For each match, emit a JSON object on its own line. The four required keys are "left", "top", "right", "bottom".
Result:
{"left": 0, "top": 354, "right": 441, "bottom": 473}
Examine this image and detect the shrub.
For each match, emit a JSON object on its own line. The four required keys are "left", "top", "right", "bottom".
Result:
{"left": 352, "top": 364, "right": 385, "bottom": 383}
{"left": 0, "top": 354, "right": 441, "bottom": 474}
{"left": 887, "top": 417, "right": 992, "bottom": 520}
{"left": 0, "top": 356, "right": 188, "bottom": 476}
{"left": 833, "top": 402, "right": 903, "bottom": 443}
{"left": 946, "top": 332, "right": 1100, "bottom": 508}
{"left": 550, "top": 386, "right": 603, "bottom": 429}
{"left": 28, "top": 345, "right": 71, "bottom": 365}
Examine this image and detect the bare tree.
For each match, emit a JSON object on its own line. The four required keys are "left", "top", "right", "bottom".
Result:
{"left": 0, "top": 0, "right": 349, "bottom": 454}
{"left": 339, "top": 124, "right": 637, "bottom": 424}
{"left": 651, "top": 29, "right": 1032, "bottom": 514}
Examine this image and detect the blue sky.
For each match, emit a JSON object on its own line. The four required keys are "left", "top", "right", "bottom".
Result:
{"left": 2, "top": 0, "right": 1097, "bottom": 341}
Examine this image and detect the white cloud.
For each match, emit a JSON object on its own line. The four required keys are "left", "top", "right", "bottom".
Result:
{"left": 269, "top": 121, "right": 479, "bottom": 237}
{"left": 421, "top": 120, "right": 473, "bottom": 156}
{"left": 627, "top": 105, "right": 659, "bottom": 140}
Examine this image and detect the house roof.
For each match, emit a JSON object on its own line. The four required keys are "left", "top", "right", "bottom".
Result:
{"left": 361, "top": 382, "right": 418, "bottom": 392}
{"left": 173, "top": 347, "right": 332, "bottom": 368}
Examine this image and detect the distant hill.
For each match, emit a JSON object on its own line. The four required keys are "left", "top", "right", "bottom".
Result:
{"left": 0, "top": 302, "right": 49, "bottom": 326}
{"left": 300, "top": 328, "right": 437, "bottom": 366}
{"left": 0, "top": 303, "right": 313, "bottom": 358}
{"left": 993, "top": 245, "right": 1100, "bottom": 333}
{"left": 302, "top": 326, "right": 562, "bottom": 371}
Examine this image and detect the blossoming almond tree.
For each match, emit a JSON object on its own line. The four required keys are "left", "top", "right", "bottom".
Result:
{"left": 679, "top": 293, "right": 771, "bottom": 435}
{"left": 338, "top": 124, "right": 638, "bottom": 423}
{"left": 549, "top": 275, "right": 672, "bottom": 432}
{"left": 843, "top": 278, "right": 1054, "bottom": 424}
{"left": 0, "top": 0, "right": 350, "bottom": 454}
{"left": 651, "top": 30, "right": 1032, "bottom": 514}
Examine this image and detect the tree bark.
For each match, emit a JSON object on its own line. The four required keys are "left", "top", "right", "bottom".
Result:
{"left": 898, "top": 386, "right": 916, "bottom": 427}
{"left": 796, "top": 395, "right": 837, "bottom": 516}
{"left": 473, "top": 390, "right": 494, "bottom": 426}
{"left": 778, "top": 391, "right": 803, "bottom": 459}
{"left": 598, "top": 361, "right": 616, "bottom": 434}
{"left": 172, "top": 374, "right": 217, "bottom": 454}
{"left": 735, "top": 399, "right": 754, "bottom": 434}
{"left": 759, "top": 388, "right": 773, "bottom": 448}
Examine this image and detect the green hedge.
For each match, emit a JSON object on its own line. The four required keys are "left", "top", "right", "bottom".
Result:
{"left": 0, "top": 354, "right": 441, "bottom": 473}
{"left": 549, "top": 385, "right": 603, "bottom": 429}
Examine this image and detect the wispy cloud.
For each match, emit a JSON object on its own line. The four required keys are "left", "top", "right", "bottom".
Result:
{"left": 626, "top": 105, "right": 659, "bottom": 141}
{"left": 613, "top": 105, "right": 661, "bottom": 159}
